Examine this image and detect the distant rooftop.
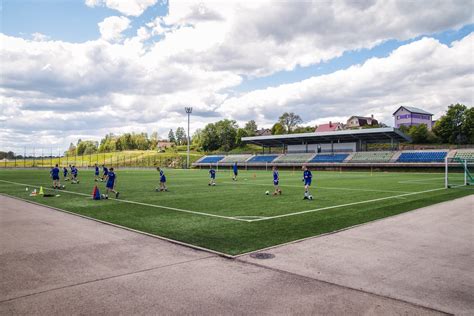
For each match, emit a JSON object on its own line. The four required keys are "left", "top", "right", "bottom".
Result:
{"left": 393, "top": 106, "right": 433, "bottom": 115}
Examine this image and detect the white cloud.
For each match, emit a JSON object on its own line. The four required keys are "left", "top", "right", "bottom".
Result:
{"left": 31, "top": 32, "right": 50, "bottom": 41}
{"left": 219, "top": 34, "right": 474, "bottom": 126}
{"left": 85, "top": 0, "right": 158, "bottom": 17}
{"left": 98, "top": 16, "right": 131, "bottom": 42}
{"left": 1, "top": 0, "right": 473, "bottom": 151}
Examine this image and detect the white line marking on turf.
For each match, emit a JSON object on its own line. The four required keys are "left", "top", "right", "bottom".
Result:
{"left": 221, "top": 181, "right": 412, "bottom": 194}
{"left": 246, "top": 187, "right": 446, "bottom": 222}
{"left": 0, "top": 179, "right": 249, "bottom": 222}
{"left": 398, "top": 177, "right": 444, "bottom": 184}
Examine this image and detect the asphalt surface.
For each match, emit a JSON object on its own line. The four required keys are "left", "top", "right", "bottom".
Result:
{"left": 1, "top": 193, "right": 471, "bottom": 315}
{"left": 241, "top": 194, "right": 474, "bottom": 315}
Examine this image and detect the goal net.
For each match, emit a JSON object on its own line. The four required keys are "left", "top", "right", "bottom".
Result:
{"left": 445, "top": 156, "right": 474, "bottom": 188}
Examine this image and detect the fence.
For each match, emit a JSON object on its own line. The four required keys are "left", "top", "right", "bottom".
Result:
{"left": 0, "top": 151, "right": 196, "bottom": 169}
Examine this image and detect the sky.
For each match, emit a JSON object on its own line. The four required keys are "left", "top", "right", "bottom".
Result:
{"left": 1, "top": 0, "right": 473, "bottom": 153}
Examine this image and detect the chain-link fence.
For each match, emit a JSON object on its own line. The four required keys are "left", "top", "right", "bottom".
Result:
{"left": 0, "top": 150, "right": 199, "bottom": 169}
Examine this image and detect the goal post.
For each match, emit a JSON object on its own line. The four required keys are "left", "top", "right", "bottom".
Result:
{"left": 445, "top": 156, "right": 473, "bottom": 188}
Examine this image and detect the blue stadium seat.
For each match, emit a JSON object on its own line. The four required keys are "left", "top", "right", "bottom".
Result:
{"left": 397, "top": 152, "right": 447, "bottom": 163}
{"left": 199, "top": 156, "right": 224, "bottom": 163}
{"left": 309, "top": 154, "right": 348, "bottom": 163}
{"left": 247, "top": 155, "right": 279, "bottom": 163}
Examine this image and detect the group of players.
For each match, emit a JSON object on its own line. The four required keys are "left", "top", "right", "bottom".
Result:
{"left": 208, "top": 162, "right": 313, "bottom": 200}
{"left": 50, "top": 161, "right": 313, "bottom": 200}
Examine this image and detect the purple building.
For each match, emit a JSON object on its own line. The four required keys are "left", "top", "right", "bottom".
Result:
{"left": 393, "top": 106, "right": 433, "bottom": 130}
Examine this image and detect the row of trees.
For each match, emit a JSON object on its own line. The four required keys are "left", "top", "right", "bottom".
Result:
{"left": 60, "top": 105, "right": 472, "bottom": 157}
{"left": 400, "top": 104, "right": 473, "bottom": 144}
{"left": 193, "top": 112, "right": 315, "bottom": 151}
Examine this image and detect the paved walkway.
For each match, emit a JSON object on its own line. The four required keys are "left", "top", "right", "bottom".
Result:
{"left": 1, "top": 194, "right": 471, "bottom": 315}
{"left": 241, "top": 195, "right": 474, "bottom": 315}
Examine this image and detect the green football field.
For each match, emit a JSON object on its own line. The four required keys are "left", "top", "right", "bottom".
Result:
{"left": 0, "top": 168, "right": 472, "bottom": 256}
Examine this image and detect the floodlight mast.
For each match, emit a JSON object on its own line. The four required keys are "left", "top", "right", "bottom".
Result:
{"left": 185, "top": 107, "right": 192, "bottom": 169}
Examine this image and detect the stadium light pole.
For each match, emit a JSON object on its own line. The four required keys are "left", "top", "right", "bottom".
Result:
{"left": 185, "top": 107, "right": 192, "bottom": 169}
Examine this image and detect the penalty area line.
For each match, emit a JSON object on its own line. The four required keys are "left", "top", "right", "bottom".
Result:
{"left": 0, "top": 179, "right": 248, "bottom": 222}
{"left": 247, "top": 187, "right": 446, "bottom": 222}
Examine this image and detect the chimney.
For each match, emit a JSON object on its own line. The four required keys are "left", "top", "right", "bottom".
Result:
{"left": 329, "top": 121, "right": 332, "bottom": 127}
{"left": 371, "top": 114, "right": 374, "bottom": 119}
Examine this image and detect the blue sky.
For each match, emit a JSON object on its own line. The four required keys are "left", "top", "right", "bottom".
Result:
{"left": 1, "top": 0, "right": 473, "bottom": 151}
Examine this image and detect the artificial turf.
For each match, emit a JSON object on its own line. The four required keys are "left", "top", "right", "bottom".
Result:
{"left": 0, "top": 168, "right": 472, "bottom": 255}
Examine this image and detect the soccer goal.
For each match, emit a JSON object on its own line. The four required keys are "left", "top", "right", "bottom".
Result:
{"left": 445, "top": 156, "right": 473, "bottom": 188}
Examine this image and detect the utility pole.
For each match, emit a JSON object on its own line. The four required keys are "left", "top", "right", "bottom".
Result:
{"left": 185, "top": 107, "right": 193, "bottom": 169}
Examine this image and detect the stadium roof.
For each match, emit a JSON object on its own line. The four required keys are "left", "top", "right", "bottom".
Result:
{"left": 242, "top": 127, "right": 411, "bottom": 146}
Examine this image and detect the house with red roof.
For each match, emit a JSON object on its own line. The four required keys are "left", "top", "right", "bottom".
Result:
{"left": 315, "top": 121, "right": 344, "bottom": 132}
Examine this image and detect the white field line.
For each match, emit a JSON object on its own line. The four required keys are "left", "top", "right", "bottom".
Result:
{"left": 0, "top": 179, "right": 249, "bottom": 222}
{"left": 246, "top": 187, "right": 446, "bottom": 222}
{"left": 398, "top": 177, "right": 444, "bottom": 184}
{"left": 221, "top": 181, "right": 412, "bottom": 194}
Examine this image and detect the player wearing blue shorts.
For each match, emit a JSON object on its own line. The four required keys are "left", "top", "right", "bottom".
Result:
{"left": 104, "top": 167, "right": 119, "bottom": 199}
{"left": 50, "top": 164, "right": 61, "bottom": 189}
{"left": 232, "top": 162, "right": 238, "bottom": 181}
{"left": 63, "top": 167, "right": 68, "bottom": 181}
{"left": 101, "top": 165, "right": 108, "bottom": 182}
{"left": 272, "top": 166, "right": 282, "bottom": 195}
{"left": 94, "top": 164, "right": 100, "bottom": 182}
{"left": 156, "top": 167, "right": 168, "bottom": 192}
{"left": 302, "top": 165, "right": 313, "bottom": 200}
{"left": 209, "top": 167, "right": 216, "bottom": 186}
{"left": 71, "top": 165, "right": 79, "bottom": 184}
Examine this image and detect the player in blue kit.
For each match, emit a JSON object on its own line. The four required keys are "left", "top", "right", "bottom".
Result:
{"left": 156, "top": 167, "right": 168, "bottom": 192}
{"left": 104, "top": 167, "right": 119, "bottom": 199}
{"left": 302, "top": 165, "right": 313, "bottom": 200}
{"left": 272, "top": 166, "right": 282, "bottom": 195}
{"left": 209, "top": 167, "right": 216, "bottom": 186}
{"left": 63, "top": 167, "right": 68, "bottom": 181}
{"left": 71, "top": 165, "right": 79, "bottom": 184}
{"left": 50, "top": 164, "right": 61, "bottom": 189}
{"left": 94, "top": 164, "right": 100, "bottom": 181}
{"left": 101, "top": 165, "right": 108, "bottom": 182}
{"left": 232, "top": 162, "right": 238, "bottom": 181}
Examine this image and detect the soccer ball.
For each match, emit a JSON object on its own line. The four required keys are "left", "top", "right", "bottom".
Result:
{"left": 212, "top": 183, "right": 216, "bottom": 186}
{"left": 265, "top": 191, "right": 269, "bottom": 195}
{"left": 308, "top": 195, "right": 313, "bottom": 200}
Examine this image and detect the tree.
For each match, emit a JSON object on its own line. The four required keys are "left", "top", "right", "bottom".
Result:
{"left": 76, "top": 140, "right": 98, "bottom": 155}
{"left": 293, "top": 126, "right": 315, "bottom": 133}
{"left": 168, "top": 129, "right": 176, "bottom": 144}
{"left": 462, "top": 107, "right": 474, "bottom": 144}
{"left": 215, "top": 119, "right": 238, "bottom": 151}
{"left": 244, "top": 120, "right": 258, "bottom": 136}
{"left": 279, "top": 112, "right": 302, "bottom": 133}
{"left": 235, "top": 128, "right": 248, "bottom": 147}
{"left": 271, "top": 122, "right": 286, "bottom": 135}
{"left": 408, "top": 124, "right": 429, "bottom": 144}
{"left": 192, "top": 129, "right": 203, "bottom": 148}
{"left": 150, "top": 132, "right": 159, "bottom": 149}
{"left": 433, "top": 104, "right": 468, "bottom": 144}
{"left": 201, "top": 124, "right": 220, "bottom": 151}
{"left": 175, "top": 127, "right": 186, "bottom": 145}
{"left": 66, "top": 142, "right": 77, "bottom": 156}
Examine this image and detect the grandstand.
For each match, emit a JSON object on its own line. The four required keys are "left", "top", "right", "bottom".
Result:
{"left": 454, "top": 151, "right": 474, "bottom": 161}
{"left": 197, "top": 156, "right": 224, "bottom": 164}
{"left": 219, "top": 154, "right": 253, "bottom": 163}
{"left": 274, "top": 153, "right": 315, "bottom": 163}
{"left": 247, "top": 155, "right": 279, "bottom": 163}
{"left": 192, "top": 129, "right": 474, "bottom": 170}
{"left": 309, "top": 154, "right": 349, "bottom": 163}
{"left": 397, "top": 151, "right": 447, "bottom": 163}
{"left": 350, "top": 151, "right": 394, "bottom": 162}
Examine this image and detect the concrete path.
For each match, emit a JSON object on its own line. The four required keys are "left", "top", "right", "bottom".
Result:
{"left": 0, "top": 195, "right": 447, "bottom": 315}
{"left": 241, "top": 195, "right": 474, "bottom": 315}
